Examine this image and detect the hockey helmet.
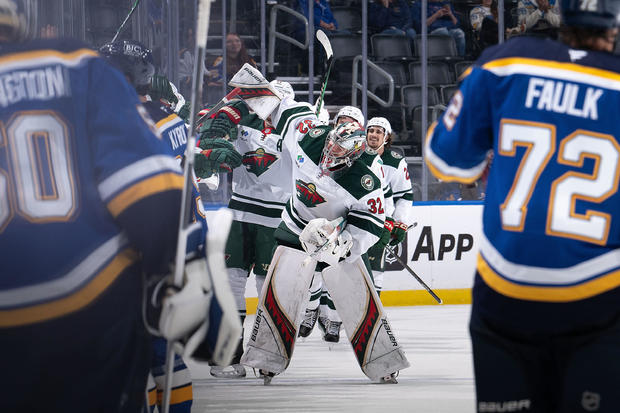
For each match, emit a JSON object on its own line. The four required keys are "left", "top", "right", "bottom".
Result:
{"left": 319, "top": 122, "right": 367, "bottom": 178}
{"left": 365, "top": 117, "right": 392, "bottom": 154}
{"left": 335, "top": 106, "right": 364, "bottom": 128}
{"left": 99, "top": 40, "right": 155, "bottom": 91}
{"left": 561, "top": 0, "right": 620, "bottom": 28}
{"left": 270, "top": 79, "right": 295, "bottom": 100}
{"left": 0, "top": 0, "right": 28, "bottom": 41}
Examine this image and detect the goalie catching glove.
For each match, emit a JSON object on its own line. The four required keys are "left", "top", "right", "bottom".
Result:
{"left": 197, "top": 100, "right": 250, "bottom": 141}
{"left": 194, "top": 138, "right": 242, "bottom": 178}
{"left": 300, "top": 217, "right": 353, "bottom": 266}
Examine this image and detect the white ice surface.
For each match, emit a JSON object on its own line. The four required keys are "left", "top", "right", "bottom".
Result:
{"left": 187, "top": 304, "right": 475, "bottom": 413}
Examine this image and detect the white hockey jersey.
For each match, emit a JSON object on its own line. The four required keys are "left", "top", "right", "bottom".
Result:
{"left": 381, "top": 149, "right": 413, "bottom": 224}
{"left": 229, "top": 115, "right": 292, "bottom": 228}
{"left": 272, "top": 99, "right": 386, "bottom": 260}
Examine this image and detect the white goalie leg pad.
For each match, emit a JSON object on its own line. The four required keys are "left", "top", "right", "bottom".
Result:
{"left": 183, "top": 209, "right": 242, "bottom": 367}
{"left": 321, "top": 258, "right": 410, "bottom": 381}
{"left": 241, "top": 246, "right": 317, "bottom": 374}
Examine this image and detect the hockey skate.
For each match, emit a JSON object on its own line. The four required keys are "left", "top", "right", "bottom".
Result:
{"left": 298, "top": 308, "right": 318, "bottom": 338}
{"left": 258, "top": 369, "right": 276, "bottom": 385}
{"left": 317, "top": 315, "right": 328, "bottom": 334}
{"left": 324, "top": 321, "right": 341, "bottom": 343}
{"left": 210, "top": 363, "right": 246, "bottom": 378}
{"left": 378, "top": 372, "right": 399, "bottom": 384}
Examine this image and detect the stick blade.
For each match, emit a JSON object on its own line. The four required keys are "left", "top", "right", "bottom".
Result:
{"left": 316, "top": 29, "right": 333, "bottom": 60}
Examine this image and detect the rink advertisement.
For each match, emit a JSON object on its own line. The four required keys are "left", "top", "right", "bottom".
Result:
{"left": 380, "top": 202, "right": 483, "bottom": 306}
{"left": 205, "top": 202, "right": 483, "bottom": 308}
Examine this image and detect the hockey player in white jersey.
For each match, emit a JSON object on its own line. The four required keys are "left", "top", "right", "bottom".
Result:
{"left": 364, "top": 117, "right": 414, "bottom": 294}
{"left": 208, "top": 80, "right": 295, "bottom": 379}
{"left": 199, "top": 96, "right": 410, "bottom": 384}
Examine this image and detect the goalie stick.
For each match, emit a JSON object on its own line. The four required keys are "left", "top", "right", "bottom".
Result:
{"left": 111, "top": 0, "right": 142, "bottom": 43}
{"left": 314, "top": 29, "right": 333, "bottom": 117}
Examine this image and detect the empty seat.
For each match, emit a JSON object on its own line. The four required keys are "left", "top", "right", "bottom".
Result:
{"left": 439, "top": 84, "right": 460, "bottom": 104}
{"left": 400, "top": 85, "right": 440, "bottom": 131}
{"left": 371, "top": 34, "right": 415, "bottom": 61}
{"left": 411, "top": 104, "right": 445, "bottom": 146}
{"left": 454, "top": 60, "right": 474, "bottom": 79}
{"left": 331, "top": 7, "right": 361, "bottom": 32}
{"left": 414, "top": 35, "right": 462, "bottom": 62}
{"left": 408, "top": 61, "right": 454, "bottom": 86}
{"left": 369, "top": 61, "right": 408, "bottom": 94}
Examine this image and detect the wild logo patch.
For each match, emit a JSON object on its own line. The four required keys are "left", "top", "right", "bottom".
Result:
{"left": 295, "top": 180, "right": 326, "bottom": 207}
{"left": 308, "top": 128, "right": 324, "bottom": 138}
{"left": 242, "top": 148, "right": 277, "bottom": 177}
{"left": 361, "top": 174, "right": 374, "bottom": 191}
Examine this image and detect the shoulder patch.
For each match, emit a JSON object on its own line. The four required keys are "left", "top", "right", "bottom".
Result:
{"left": 391, "top": 150, "right": 403, "bottom": 159}
{"left": 308, "top": 128, "right": 324, "bottom": 138}
{"left": 361, "top": 174, "right": 375, "bottom": 191}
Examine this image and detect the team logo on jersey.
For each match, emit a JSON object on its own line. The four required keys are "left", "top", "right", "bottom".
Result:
{"left": 361, "top": 174, "right": 374, "bottom": 191}
{"left": 308, "top": 128, "right": 323, "bottom": 138}
{"left": 295, "top": 180, "right": 326, "bottom": 207}
{"left": 242, "top": 148, "right": 277, "bottom": 177}
{"left": 391, "top": 150, "right": 403, "bottom": 159}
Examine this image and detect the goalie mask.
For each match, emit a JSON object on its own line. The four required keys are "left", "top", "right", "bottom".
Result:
{"left": 100, "top": 40, "right": 155, "bottom": 94}
{"left": 365, "top": 117, "right": 392, "bottom": 154}
{"left": 319, "top": 122, "right": 367, "bottom": 178}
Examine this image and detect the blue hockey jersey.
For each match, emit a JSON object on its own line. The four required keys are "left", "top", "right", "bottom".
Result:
{"left": 426, "top": 36, "right": 620, "bottom": 331}
{"left": 0, "top": 38, "right": 184, "bottom": 328}
{"left": 142, "top": 100, "right": 207, "bottom": 254}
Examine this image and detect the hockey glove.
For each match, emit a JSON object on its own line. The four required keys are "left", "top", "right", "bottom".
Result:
{"left": 176, "top": 101, "right": 191, "bottom": 122}
{"left": 194, "top": 138, "right": 242, "bottom": 178}
{"left": 198, "top": 101, "right": 249, "bottom": 141}
{"left": 389, "top": 221, "right": 408, "bottom": 246}
{"left": 150, "top": 74, "right": 178, "bottom": 106}
{"left": 374, "top": 218, "right": 394, "bottom": 249}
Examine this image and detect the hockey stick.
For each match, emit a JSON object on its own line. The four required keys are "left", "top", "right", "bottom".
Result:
{"left": 315, "top": 29, "right": 333, "bottom": 116}
{"left": 111, "top": 0, "right": 142, "bottom": 43}
{"left": 384, "top": 241, "right": 442, "bottom": 304}
{"left": 162, "top": 1, "right": 212, "bottom": 412}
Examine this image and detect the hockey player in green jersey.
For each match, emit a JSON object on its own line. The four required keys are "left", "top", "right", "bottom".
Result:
{"left": 207, "top": 80, "right": 296, "bottom": 379}
{"left": 199, "top": 95, "right": 409, "bottom": 384}
{"left": 365, "top": 117, "right": 414, "bottom": 294}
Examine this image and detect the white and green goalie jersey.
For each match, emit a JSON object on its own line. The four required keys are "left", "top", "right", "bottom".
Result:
{"left": 229, "top": 115, "right": 292, "bottom": 228}
{"left": 272, "top": 98, "right": 386, "bottom": 260}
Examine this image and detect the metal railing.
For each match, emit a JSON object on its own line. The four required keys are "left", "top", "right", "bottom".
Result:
{"left": 267, "top": 5, "right": 309, "bottom": 74}
{"left": 351, "top": 56, "right": 395, "bottom": 108}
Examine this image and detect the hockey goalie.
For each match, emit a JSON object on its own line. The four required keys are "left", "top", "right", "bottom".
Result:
{"left": 197, "top": 80, "right": 410, "bottom": 384}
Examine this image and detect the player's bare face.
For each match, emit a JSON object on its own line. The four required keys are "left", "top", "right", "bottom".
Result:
{"left": 226, "top": 35, "right": 242, "bottom": 55}
{"left": 366, "top": 126, "right": 385, "bottom": 150}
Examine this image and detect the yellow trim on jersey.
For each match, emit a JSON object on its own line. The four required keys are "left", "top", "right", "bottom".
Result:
{"left": 482, "top": 57, "right": 620, "bottom": 82}
{"left": 0, "top": 48, "right": 98, "bottom": 65}
{"left": 477, "top": 253, "right": 620, "bottom": 302}
{"left": 0, "top": 248, "right": 138, "bottom": 327}
{"left": 155, "top": 113, "right": 179, "bottom": 130}
{"left": 148, "top": 388, "right": 157, "bottom": 407}
{"left": 425, "top": 122, "right": 482, "bottom": 184}
{"left": 157, "top": 383, "right": 193, "bottom": 404}
{"left": 107, "top": 172, "right": 184, "bottom": 217}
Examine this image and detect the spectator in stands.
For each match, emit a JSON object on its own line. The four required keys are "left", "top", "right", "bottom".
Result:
{"left": 207, "top": 33, "right": 257, "bottom": 86}
{"left": 296, "top": 0, "right": 344, "bottom": 35}
{"left": 413, "top": 0, "right": 466, "bottom": 56}
{"left": 470, "top": 0, "right": 499, "bottom": 49}
{"left": 517, "top": 0, "right": 560, "bottom": 37}
{"left": 369, "top": 0, "right": 417, "bottom": 43}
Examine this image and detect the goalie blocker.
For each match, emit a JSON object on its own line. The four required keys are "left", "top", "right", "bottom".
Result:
{"left": 241, "top": 243, "right": 409, "bottom": 382}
